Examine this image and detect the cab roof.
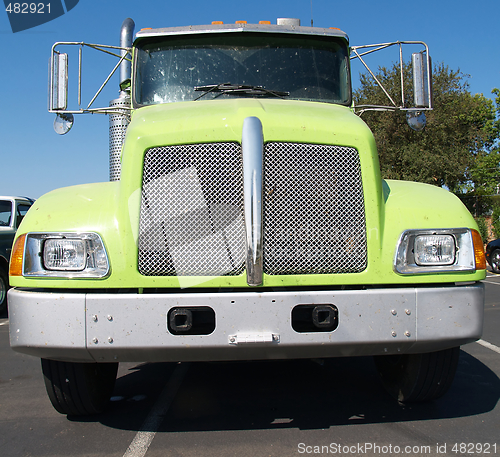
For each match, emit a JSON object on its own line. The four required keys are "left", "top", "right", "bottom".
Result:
{"left": 0, "top": 196, "right": 35, "bottom": 203}
{"left": 134, "top": 22, "right": 348, "bottom": 43}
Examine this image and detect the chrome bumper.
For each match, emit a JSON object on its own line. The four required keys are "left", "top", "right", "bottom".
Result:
{"left": 9, "top": 283, "right": 484, "bottom": 363}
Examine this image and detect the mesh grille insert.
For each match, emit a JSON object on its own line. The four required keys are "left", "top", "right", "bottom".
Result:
{"left": 138, "top": 143, "right": 245, "bottom": 276}
{"left": 138, "top": 142, "right": 367, "bottom": 277}
{"left": 263, "top": 142, "right": 367, "bottom": 275}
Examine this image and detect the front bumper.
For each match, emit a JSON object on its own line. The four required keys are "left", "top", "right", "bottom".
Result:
{"left": 9, "top": 283, "right": 484, "bottom": 363}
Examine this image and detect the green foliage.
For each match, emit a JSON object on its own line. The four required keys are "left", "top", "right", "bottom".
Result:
{"left": 459, "top": 90, "right": 500, "bottom": 216}
{"left": 492, "top": 205, "right": 500, "bottom": 239}
{"left": 475, "top": 216, "right": 489, "bottom": 243}
{"left": 468, "top": 150, "right": 500, "bottom": 196}
{"left": 354, "top": 63, "right": 498, "bottom": 193}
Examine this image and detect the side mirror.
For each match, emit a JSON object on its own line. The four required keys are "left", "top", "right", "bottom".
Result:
{"left": 50, "top": 52, "right": 68, "bottom": 111}
{"left": 412, "top": 52, "right": 432, "bottom": 108}
{"left": 407, "top": 52, "right": 432, "bottom": 131}
{"left": 54, "top": 112, "right": 74, "bottom": 135}
{"left": 351, "top": 41, "right": 433, "bottom": 131}
{"left": 406, "top": 110, "right": 427, "bottom": 132}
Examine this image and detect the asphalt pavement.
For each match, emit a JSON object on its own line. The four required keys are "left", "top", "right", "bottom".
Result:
{"left": 1, "top": 276, "right": 499, "bottom": 457}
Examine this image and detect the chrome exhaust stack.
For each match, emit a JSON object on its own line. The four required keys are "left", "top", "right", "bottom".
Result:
{"left": 119, "top": 18, "right": 135, "bottom": 92}
{"left": 109, "top": 18, "right": 135, "bottom": 181}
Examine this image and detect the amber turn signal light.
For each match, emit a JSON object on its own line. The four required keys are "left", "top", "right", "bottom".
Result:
{"left": 9, "top": 234, "right": 26, "bottom": 277}
{"left": 471, "top": 229, "right": 486, "bottom": 270}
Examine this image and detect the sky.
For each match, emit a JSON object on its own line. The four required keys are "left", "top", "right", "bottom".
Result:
{"left": 0, "top": 0, "right": 499, "bottom": 199}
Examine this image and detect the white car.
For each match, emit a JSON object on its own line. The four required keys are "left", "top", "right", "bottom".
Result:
{"left": 0, "top": 196, "right": 34, "bottom": 313}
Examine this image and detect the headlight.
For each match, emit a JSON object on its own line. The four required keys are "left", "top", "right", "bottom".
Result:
{"left": 43, "top": 238, "right": 87, "bottom": 271}
{"left": 13, "top": 232, "right": 110, "bottom": 278}
{"left": 414, "top": 234, "right": 455, "bottom": 266}
{"left": 395, "top": 228, "right": 485, "bottom": 274}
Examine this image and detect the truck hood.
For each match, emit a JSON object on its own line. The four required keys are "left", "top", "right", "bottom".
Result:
{"left": 115, "top": 97, "right": 383, "bottom": 289}
{"left": 125, "top": 99, "right": 374, "bottom": 151}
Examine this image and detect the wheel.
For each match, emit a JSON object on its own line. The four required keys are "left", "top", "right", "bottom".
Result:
{"left": 0, "top": 267, "right": 8, "bottom": 314}
{"left": 490, "top": 248, "right": 500, "bottom": 274}
{"left": 41, "top": 359, "right": 118, "bottom": 415}
{"left": 374, "top": 347, "right": 460, "bottom": 403}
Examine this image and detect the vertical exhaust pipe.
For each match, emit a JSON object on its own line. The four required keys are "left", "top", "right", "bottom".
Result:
{"left": 109, "top": 18, "right": 135, "bottom": 181}
{"left": 119, "top": 18, "right": 135, "bottom": 92}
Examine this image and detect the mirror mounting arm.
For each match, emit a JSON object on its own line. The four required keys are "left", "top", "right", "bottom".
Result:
{"left": 350, "top": 41, "right": 433, "bottom": 114}
{"left": 48, "top": 42, "right": 132, "bottom": 115}
{"left": 350, "top": 41, "right": 432, "bottom": 131}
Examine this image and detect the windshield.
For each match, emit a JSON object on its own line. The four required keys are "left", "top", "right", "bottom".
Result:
{"left": 134, "top": 33, "right": 350, "bottom": 106}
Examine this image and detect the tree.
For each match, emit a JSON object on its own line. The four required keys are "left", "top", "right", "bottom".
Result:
{"left": 354, "top": 62, "right": 498, "bottom": 193}
{"left": 459, "top": 88, "right": 500, "bottom": 215}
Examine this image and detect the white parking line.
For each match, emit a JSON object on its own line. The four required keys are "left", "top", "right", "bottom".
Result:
{"left": 122, "top": 362, "right": 190, "bottom": 457}
{"left": 482, "top": 280, "right": 500, "bottom": 285}
{"left": 477, "top": 339, "right": 500, "bottom": 355}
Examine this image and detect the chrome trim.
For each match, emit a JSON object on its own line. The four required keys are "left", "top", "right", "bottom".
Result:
{"left": 50, "top": 52, "right": 68, "bottom": 111}
{"left": 22, "top": 232, "right": 110, "bottom": 278}
{"left": 394, "top": 228, "right": 475, "bottom": 274}
{"left": 9, "top": 284, "right": 484, "bottom": 362}
{"left": 109, "top": 96, "right": 131, "bottom": 181}
{"left": 242, "top": 117, "right": 264, "bottom": 286}
{"left": 119, "top": 18, "right": 135, "bottom": 87}
{"left": 48, "top": 42, "right": 132, "bottom": 115}
{"left": 350, "top": 41, "right": 432, "bottom": 114}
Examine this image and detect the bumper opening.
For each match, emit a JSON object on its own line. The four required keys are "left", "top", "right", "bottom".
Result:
{"left": 167, "top": 306, "right": 215, "bottom": 335}
{"left": 292, "top": 304, "right": 339, "bottom": 333}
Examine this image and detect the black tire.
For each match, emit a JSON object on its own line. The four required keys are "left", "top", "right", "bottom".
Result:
{"left": 374, "top": 347, "right": 460, "bottom": 403}
{"left": 41, "top": 359, "right": 118, "bottom": 415}
{"left": 0, "top": 267, "right": 8, "bottom": 314}
{"left": 490, "top": 248, "right": 500, "bottom": 274}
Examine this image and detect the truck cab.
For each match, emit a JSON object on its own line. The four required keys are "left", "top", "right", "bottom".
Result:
{"left": 8, "top": 18, "right": 486, "bottom": 416}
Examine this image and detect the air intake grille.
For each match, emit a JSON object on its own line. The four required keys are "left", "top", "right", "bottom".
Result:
{"left": 138, "top": 142, "right": 367, "bottom": 277}
{"left": 263, "top": 143, "right": 367, "bottom": 275}
{"left": 138, "top": 143, "right": 245, "bottom": 276}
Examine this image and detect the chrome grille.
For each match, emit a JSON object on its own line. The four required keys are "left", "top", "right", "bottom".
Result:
{"left": 138, "top": 143, "right": 245, "bottom": 276}
{"left": 138, "top": 142, "right": 367, "bottom": 277}
{"left": 263, "top": 143, "right": 367, "bottom": 275}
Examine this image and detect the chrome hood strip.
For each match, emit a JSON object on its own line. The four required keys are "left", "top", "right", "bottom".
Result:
{"left": 242, "top": 117, "right": 264, "bottom": 286}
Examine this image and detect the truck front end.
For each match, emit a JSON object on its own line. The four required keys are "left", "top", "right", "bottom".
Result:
{"left": 8, "top": 19, "right": 485, "bottom": 415}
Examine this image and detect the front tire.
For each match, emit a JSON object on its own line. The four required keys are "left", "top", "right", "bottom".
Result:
{"left": 490, "top": 248, "right": 500, "bottom": 274}
{"left": 0, "top": 267, "right": 8, "bottom": 314}
{"left": 41, "top": 359, "right": 118, "bottom": 415}
{"left": 374, "top": 347, "right": 460, "bottom": 403}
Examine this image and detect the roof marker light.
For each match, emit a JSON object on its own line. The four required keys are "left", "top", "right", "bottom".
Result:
{"left": 212, "top": 21, "right": 223, "bottom": 25}
{"left": 235, "top": 21, "right": 247, "bottom": 24}
{"left": 259, "top": 21, "right": 271, "bottom": 25}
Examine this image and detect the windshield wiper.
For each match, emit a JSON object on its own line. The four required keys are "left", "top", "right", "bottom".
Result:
{"left": 194, "top": 83, "right": 290, "bottom": 101}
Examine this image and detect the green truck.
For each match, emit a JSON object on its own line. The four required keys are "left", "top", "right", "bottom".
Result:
{"left": 9, "top": 18, "right": 486, "bottom": 415}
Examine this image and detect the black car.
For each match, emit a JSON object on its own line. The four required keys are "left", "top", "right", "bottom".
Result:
{"left": 485, "top": 238, "right": 500, "bottom": 274}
